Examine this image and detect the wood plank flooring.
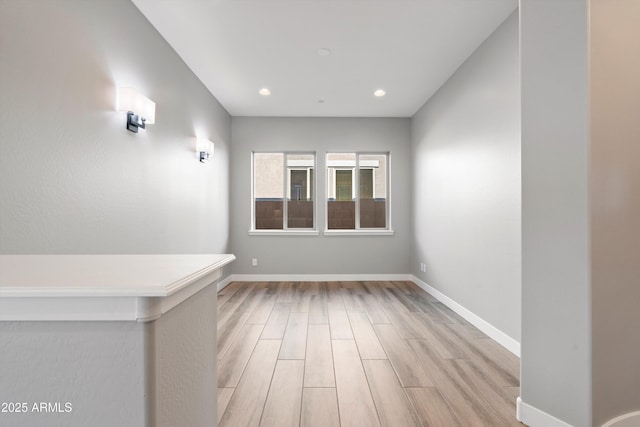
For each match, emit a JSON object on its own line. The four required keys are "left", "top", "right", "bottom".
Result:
{"left": 217, "top": 281, "right": 522, "bottom": 427}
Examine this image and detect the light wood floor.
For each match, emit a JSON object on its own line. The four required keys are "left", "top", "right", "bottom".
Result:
{"left": 217, "top": 281, "right": 522, "bottom": 427}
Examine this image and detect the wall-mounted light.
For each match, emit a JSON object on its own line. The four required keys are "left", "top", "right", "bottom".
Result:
{"left": 117, "top": 87, "right": 156, "bottom": 133}
{"left": 196, "top": 138, "right": 214, "bottom": 163}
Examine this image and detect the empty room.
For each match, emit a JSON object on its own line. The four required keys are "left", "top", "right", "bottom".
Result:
{"left": 1, "top": 1, "right": 638, "bottom": 427}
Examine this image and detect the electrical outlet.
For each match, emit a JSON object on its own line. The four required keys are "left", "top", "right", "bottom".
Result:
{"left": 251, "top": 258, "right": 258, "bottom": 267}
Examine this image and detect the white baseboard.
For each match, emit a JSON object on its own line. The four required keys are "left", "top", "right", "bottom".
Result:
{"left": 410, "top": 275, "right": 520, "bottom": 357}
{"left": 516, "top": 397, "right": 573, "bottom": 427}
{"left": 226, "top": 273, "right": 412, "bottom": 283}
{"left": 216, "top": 275, "right": 234, "bottom": 292}
{"left": 602, "top": 411, "right": 640, "bottom": 427}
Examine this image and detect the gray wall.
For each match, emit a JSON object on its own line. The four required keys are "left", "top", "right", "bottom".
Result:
{"left": 411, "top": 12, "right": 521, "bottom": 342}
{"left": 153, "top": 283, "right": 218, "bottom": 427}
{"left": 520, "top": 1, "right": 592, "bottom": 426}
{"left": 0, "top": 1, "right": 228, "bottom": 425}
{"left": 0, "top": 321, "right": 147, "bottom": 427}
{"left": 230, "top": 117, "right": 411, "bottom": 275}
{"left": 0, "top": 0, "right": 231, "bottom": 256}
{"left": 0, "top": 281, "right": 219, "bottom": 427}
{"left": 590, "top": 0, "right": 640, "bottom": 424}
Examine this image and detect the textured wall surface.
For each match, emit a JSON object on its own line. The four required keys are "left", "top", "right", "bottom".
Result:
{"left": 230, "top": 117, "right": 411, "bottom": 275}
{"left": 0, "top": 321, "right": 147, "bottom": 427}
{"left": 153, "top": 283, "right": 218, "bottom": 427}
{"left": 411, "top": 12, "right": 521, "bottom": 342}
{"left": 0, "top": 282, "right": 220, "bottom": 427}
{"left": 0, "top": 0, "right": 231, "bottom": 255}
{"left": 0, "top": 1, "right": 228, "bottom": 425}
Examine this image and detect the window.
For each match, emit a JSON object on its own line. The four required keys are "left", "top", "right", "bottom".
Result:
{"left": 252, "top": 152, "right": 315, "bottom": 232}
{"left": 327, "top": 152, "right": 390, "bottom": 231}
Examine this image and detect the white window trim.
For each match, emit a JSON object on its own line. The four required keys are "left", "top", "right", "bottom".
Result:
{"left": 249, "top": 230, "right": 320, "bottom": 236}
{"left": 325, "top": 152, "right": 392, "bottom": 234}
{"left": 323, "top": 229, "right": 394, "bottom": 237}
{"left": 251, "top": 151, "right": 317, "bottom": 233}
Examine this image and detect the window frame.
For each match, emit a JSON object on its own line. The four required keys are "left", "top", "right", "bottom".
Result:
{"left": 250, "top": 151, "right": 319, "bottom": 236}
{"left": 325, "top": 151, "right": 393, "bottom": 236}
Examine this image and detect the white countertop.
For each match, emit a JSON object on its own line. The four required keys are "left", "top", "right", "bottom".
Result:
{"left": 0, "top": 254, "right": 235, "bottom": 321}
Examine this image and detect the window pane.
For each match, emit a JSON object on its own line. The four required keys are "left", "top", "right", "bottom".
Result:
{"left": 359, "top": 154, "right": 387, "bottom": 228}
{"left": 327, "top": 153, "right": 356, "bottom": 229}
{"left": 336, "top": 170, "right": 353, "bottom": 201}
{"left": 290, "top": 170, "right": 307, "bottom": 200}
{"left": 359, "top": 169, "right": 373, "bottom": 199}
{"left": 287, "top": 154, "right": 314, "bottom": 229}
{"left": 254, "top": 153, "right": 283, "bottom": 229}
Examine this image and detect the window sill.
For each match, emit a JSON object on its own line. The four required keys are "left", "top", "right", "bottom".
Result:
{"left": 323, "top": 229, "right": 395, "bottom": 236}
{"left": 249, "top": 230, "right": 320, "bottom": 236}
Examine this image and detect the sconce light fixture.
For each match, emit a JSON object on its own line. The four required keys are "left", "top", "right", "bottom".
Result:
{"left": 117, "top": 87, "right": 156, "bottom": 133}
{"left": 196, "top": 138, "right": 214, "bottom": 163}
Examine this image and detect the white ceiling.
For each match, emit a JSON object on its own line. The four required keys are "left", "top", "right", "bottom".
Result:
{"left": 132, "top": 0, "right": 517, "bottom": 118}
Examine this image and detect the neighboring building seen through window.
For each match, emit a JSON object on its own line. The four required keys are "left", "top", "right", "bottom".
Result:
{"left": 327, "top": 152, "right": 388, "bottom": 230}
{"left": 253, "top": 152, "right": 315, "bottom": 230}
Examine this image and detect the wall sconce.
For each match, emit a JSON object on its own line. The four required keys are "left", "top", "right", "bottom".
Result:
{"left": 196, "top": 138, "right": 214, "bottom": 163}
{"left": 117, "top": 87, "right": 156, "bottom": 133}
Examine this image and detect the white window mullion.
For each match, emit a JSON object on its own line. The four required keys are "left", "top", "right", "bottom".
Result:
{"left": 386, "top": 152, "right": 391, "bottom": 230}
{"left": 250, "top": 153, "right": 256, "bottom": 231}
{"left": 354, "top": 157, "right": 360, "bottom": 230}
{"left": 283, "top": 158, "right": 289, "bottom": 230}
{"left": 331, "top": 168, "right": 336, "bottom": 199}
{"left": 372, "top": 168, "right": 376, "bottom": 199}
{"left": 351, "top": 168, "right": 356, "bottom": 200}
{"left": 307, "top": 168, "right": 311, "bottom": 201}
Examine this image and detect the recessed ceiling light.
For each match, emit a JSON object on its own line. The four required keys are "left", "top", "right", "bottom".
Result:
{"left": 317, "top": 48, "right": 331, "bottom": 56}
{"left": 259, "top": 88, "right": 271, "bottom": 96}
{"left": 374, "top": 89, "right": 386, "bottom": 97}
